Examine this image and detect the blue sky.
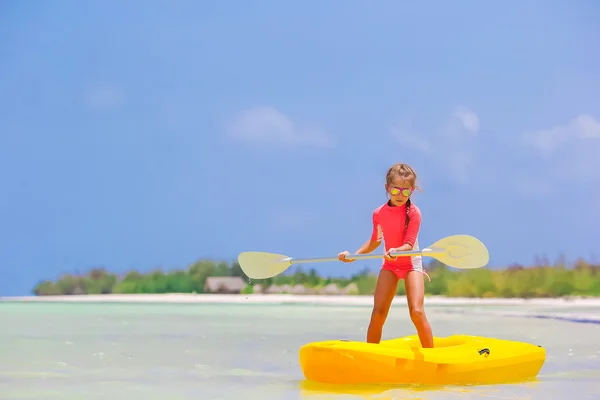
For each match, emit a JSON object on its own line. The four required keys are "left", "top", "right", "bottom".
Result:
{"left": 1, "top": 1, "right": 599, "bottom": 296}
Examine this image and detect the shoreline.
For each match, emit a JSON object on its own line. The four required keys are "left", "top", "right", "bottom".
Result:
{"left": 2, "top": 293, "right": 600, "bottom": 307}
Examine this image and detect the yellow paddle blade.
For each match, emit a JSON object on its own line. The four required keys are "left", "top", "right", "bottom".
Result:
{"left": 427, "top": 234, "right": 489, "bottom": 269}
{"left": 237, "top": 251, "right": 293, "bottom": 279}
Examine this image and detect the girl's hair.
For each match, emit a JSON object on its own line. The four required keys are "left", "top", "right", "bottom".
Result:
{"left": 385, "top": 163, "right": 419, "bottom": 228}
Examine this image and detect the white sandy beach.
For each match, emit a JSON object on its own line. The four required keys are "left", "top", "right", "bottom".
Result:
{"left": 2, "top": 293, "right": 600, "bottom": 307}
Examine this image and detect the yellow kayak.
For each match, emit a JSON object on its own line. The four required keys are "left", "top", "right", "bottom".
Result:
{"left": 299, "top": 335, "right": 546, "bottom": 385}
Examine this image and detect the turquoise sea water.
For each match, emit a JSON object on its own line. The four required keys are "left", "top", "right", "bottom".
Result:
{"left": 1, "top": 301, "right": 599, "bottom": 399}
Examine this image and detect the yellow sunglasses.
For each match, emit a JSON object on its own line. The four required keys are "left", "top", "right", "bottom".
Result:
{"left": 388, "top": 187, "right": 413, "bottom": 196}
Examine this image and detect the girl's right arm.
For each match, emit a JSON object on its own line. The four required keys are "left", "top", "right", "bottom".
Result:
{"left": 338, "top": 212, "right": 382, "bottom": 262}
{"left": 356, "top": 238, "right": 381, "bottom": 254}
{"left": 337, "top": 238, "right": 381, "bottom": 262}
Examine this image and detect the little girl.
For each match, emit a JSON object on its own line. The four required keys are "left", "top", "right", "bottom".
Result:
{"left": 338, "top": 163, "right": 434, "bottom": 348}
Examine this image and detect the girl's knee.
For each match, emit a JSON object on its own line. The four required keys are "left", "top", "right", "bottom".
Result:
{"left": 371, "top": 304, "right": 391, "bottom": 322}
{"left": 409, "top": 305, "right": 426, "bottom": 320}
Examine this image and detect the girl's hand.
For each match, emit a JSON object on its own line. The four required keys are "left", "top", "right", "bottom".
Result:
{"left": 384, "top": 247, "right": 403, "bottom": 261}
{"left": 337, "top": 250, "right": 355, "bottom": 263}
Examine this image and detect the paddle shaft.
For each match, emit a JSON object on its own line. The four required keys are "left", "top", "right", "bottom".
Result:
{"left": 283, "top": 247, "right": 445, "bottom": 265}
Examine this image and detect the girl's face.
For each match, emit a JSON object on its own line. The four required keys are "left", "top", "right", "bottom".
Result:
{"left": 386, "top": 177, "right": 413, "bottom": 207}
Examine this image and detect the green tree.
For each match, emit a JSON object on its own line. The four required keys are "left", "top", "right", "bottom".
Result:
{"left": 30, "top": 254, "right": 600, "bottom": 299}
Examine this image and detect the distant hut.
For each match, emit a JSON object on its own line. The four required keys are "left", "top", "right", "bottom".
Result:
{"left": 342, "top": 282, "right": 359, "bottom": 295}
{"left": 204, "top": 277, "right": 247, "bottom": 294}
{"left": 291, "top": 284, "right": 308, "bottom": 295}
{"left": 73, "top": 285, "right": 85, "bottom": 295}
{"left": 303, "top": 286, "right": 319, "bottom": 295}
{"left": 252, "top": 284, "right": 264, "bottom": 294}
{"left": 320, "top": 283, "right": 342, "bottom": 295}
{"left": 279, "top": 284, "right": 293, "bottom": 294}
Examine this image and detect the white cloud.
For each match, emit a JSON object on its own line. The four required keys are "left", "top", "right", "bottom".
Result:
{"left": 520, "top": 114, "right": 600, "bottom": 187}
{"left": 390, "top": 106, "right": 480, "bottom": 184}
{"left": 522, "top": 114, "right": 600, "bottom": 158}
{"left": 451, "top": 106, "right": 480, "bottom": 135}
{"left": 83, "top": 84, "right": 125, "bottom": 111}
{"left": 226, "top": 106, "right": 334, "bottom": 148}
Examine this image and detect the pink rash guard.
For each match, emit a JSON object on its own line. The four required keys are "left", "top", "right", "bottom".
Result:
{"left": 370, "top": 201, "right": 430, "bottom": 281}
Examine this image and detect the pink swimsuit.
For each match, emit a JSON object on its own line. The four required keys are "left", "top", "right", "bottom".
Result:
{"left": 370, "top": 201, "right": 430, "bottom": 281}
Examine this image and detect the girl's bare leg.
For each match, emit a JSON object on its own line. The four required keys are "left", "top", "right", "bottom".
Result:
{"left": 404, "top": 270, "right": 434, "bottom": 348}
{"left": 367, "top": 269, "right": 398, "bottom": 344}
